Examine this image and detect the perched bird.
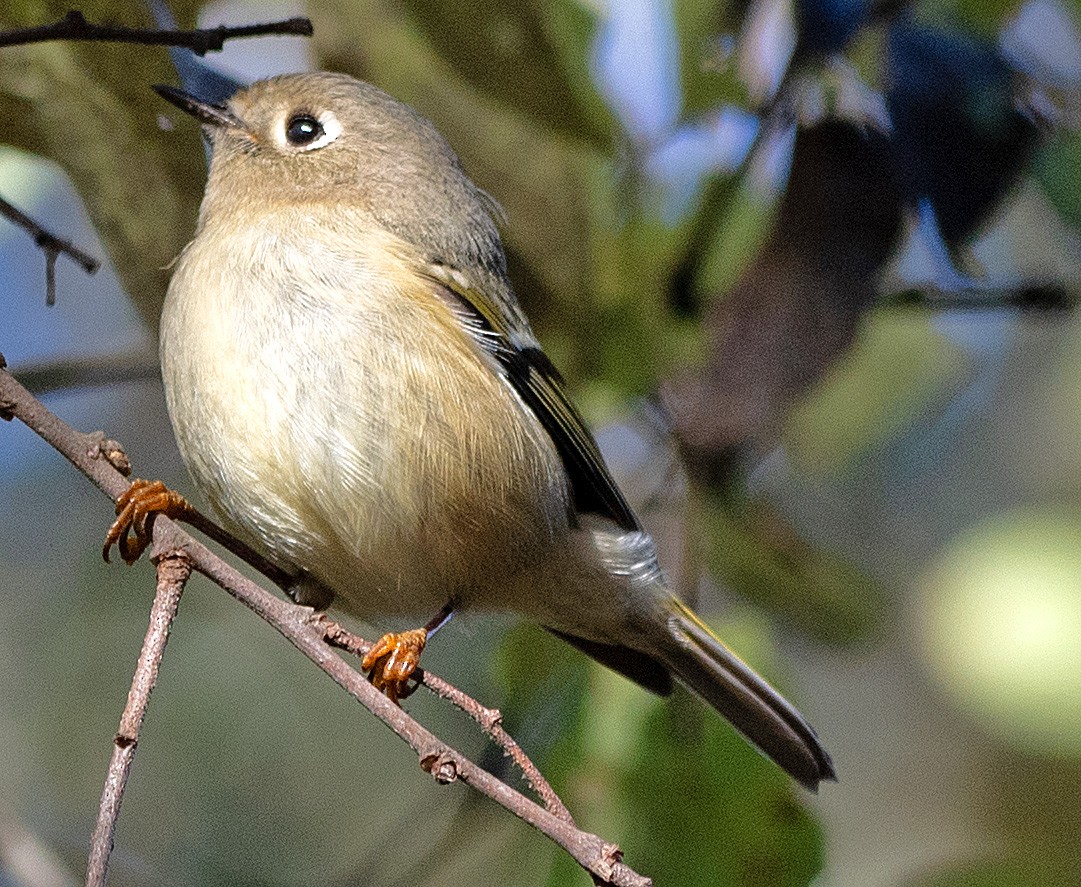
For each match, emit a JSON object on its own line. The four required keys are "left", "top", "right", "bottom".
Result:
{"left": 145, "top": 72, "right": 833, "bottom": 789}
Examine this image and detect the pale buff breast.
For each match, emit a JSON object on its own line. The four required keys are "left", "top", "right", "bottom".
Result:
{"left": 161, "top": 207, "right": 571, "bottom": 620}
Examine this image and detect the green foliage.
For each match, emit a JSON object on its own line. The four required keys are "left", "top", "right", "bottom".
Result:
{"left": 674, "top": 0, "right": 748, "bottom": 119}
{"left": 783, "top": 314, "right": 967, "bottom": 476}
{"left": 1036, "top": 133, "right": 1081, "bottom": 232}
{"left": 620, "top": 695, "right": 823, "bottom": 887}
{"left": 701, "top": 493, "right": 886, "bottom": 643}
{"left": 399, "top": 0, "right": 612, "bottom": 147}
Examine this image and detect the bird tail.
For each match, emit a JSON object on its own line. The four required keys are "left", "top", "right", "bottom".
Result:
{"left": 654, "top": 598, "right": 835, "bottom": 791}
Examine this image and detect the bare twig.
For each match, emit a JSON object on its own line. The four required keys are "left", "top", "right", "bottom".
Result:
{"left": 879, "top": 283, "right": 1075, "bottom": 312}
{"left": 322, "top": 620, "right": 574, "bottom": 823}
{"left": 177, "top": 507, "right": 295, "bottom": 590}
{"left": 0, "top": 10, "right": 313, "bottom": 55}
{"left": 0, "top": 357, "right": 651, "bottom": 887}
{"left": 0, "top": 197, "right": 99, "bottom": 306}
{"left": 86, "top": 552, "right": 189, "bottom": 887}
{"left": 419, "top": 670, "right": 577, "bottom": 823}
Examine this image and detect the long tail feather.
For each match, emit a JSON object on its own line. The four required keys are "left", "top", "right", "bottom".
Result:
{"left": 658, "top": 600, "right": 835, "bottom": 791}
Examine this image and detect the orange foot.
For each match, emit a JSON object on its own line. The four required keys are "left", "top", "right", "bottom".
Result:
{"left": 103, "top": 479, "right": 194, "bottom": 565}
{"left": 362, "top": 628, "right": 427, "bottom": 704}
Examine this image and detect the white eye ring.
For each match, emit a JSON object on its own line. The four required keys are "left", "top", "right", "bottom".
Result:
{"left": 277, "top": 109, "right": 342, "bottom": 151}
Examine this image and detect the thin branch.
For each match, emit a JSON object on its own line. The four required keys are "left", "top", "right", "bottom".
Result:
{"left": 420, "top": 670, "right": 577, "bottom": 823}
{"left": 86, "top": 552, "right": 189, "bottom": 887}
{"left": 0, "top": 10, "right": 313, "bottom": 56}
{"left": 0, "top": 197, "right": 99, "bottom": 306}
{"left": 177, "top": 507, "right": 295, "bottom": 590}
{"left": 322, "top": 620, "right": 574, "bottom": 823}
{"left": 879, "top": 283, "right": 1076, "bottom": 313}
{"left": 0, "top": 357, "right": 650, "bottom": 887}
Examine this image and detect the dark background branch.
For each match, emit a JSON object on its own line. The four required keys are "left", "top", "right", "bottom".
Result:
{"left": 0, "top": 195, "right": 99, "bottom": 305}
{"left": 12, "top": 349, "right": 160, "bottom": 395}
{"left": 0, "top": 10, "right": 312, "bottom": 55}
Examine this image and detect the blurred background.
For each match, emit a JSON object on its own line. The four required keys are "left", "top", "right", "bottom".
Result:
{"left": 2, "top": 0, "right": 1081, "bottom": 884}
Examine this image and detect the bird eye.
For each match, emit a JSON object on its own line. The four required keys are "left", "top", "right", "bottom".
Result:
{"left": 276, "top": 110, "right": 342, "bottom": 152}
{"left": 285, "top": 114, "right": 324, "bottom": 146}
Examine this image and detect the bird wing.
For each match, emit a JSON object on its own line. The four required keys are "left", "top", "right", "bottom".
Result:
{"left": 421, "top": 262, "right": 640, "bottom": 533}
{"left": 422, "top": 263, "right": 680, "bottom": 701}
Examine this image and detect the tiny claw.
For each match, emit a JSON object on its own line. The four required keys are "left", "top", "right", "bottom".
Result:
{"left": 103, "top": 479, "right": 192, "bottom": 565}
{"left": 362, "top": 628, "right": 427, "bottom": 704}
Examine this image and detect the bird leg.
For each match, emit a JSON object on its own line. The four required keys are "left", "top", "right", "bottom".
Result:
{"left": 362, "top": 604, "right": 454, "bottom": 704}
{"left": 103, "top": 479, "right": 195, "bottom": 565}
{"left": 362, "top": 629, "right": 428, "bottom": 703}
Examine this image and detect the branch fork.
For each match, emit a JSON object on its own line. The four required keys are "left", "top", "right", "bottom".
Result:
{"left": 0, "top": 358, "right": 651, "bottom": 887}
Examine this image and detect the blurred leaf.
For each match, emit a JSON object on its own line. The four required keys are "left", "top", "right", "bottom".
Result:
{"left": 701, "top": 493, "right": 886, "bottom": 642}
{"left": 932, "top": 0, "right": 1017, "bottom": 37}
{"left": 783, "top": 313, "right": 966, "bottom": 475}
{"left": 665, "top": 120, "right": 904, "bottom": 481}
{"left": 0, "top": 0, "right": 209, "bottom": 330}
{"left": 675, "top": 0, "right": 747, "bottom": 119}
{"left": 1035, "top": 133, "right": 1081, "bottom": 233}
{"left": 620, "top": 692, "right": 824, "bottom": 887}
{"left": 885, "top": 18, "right": 1039, "bottom": 252}
{"left": 577, "top": 159, "right": 710, "bottom": 404}
{"left": 665, "top": 159, "right": 761, "bottom": 320}
{"left": 491, "top": 622, "right": 592, "bottom": 783}
{"left": 991, "top": 752, "right": 1081, "bottom": 886}
{"left": 492, "top": 623, "right": 598, "bottom": 885}
{"left": 695, "top": 178, "right": 774, "bottom": 297}
{"left": 397, "top": 0, "right": 612, "bottom": 147}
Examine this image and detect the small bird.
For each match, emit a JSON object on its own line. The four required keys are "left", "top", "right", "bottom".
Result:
{"left": 147, "top": 72, "right": 833, "bottom": 790}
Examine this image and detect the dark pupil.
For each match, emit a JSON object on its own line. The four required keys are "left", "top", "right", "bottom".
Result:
{"left": 286, "top": 114, "right": 323, "bottom": 146}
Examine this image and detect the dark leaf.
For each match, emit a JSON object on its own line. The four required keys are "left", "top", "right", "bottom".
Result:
{"left": 665, "top": 118, "right": 904, "bottom": 479}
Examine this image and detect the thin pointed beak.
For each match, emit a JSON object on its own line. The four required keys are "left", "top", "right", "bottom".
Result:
{"left": 153, "top": 84, "right": 246, "bottom": 131}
